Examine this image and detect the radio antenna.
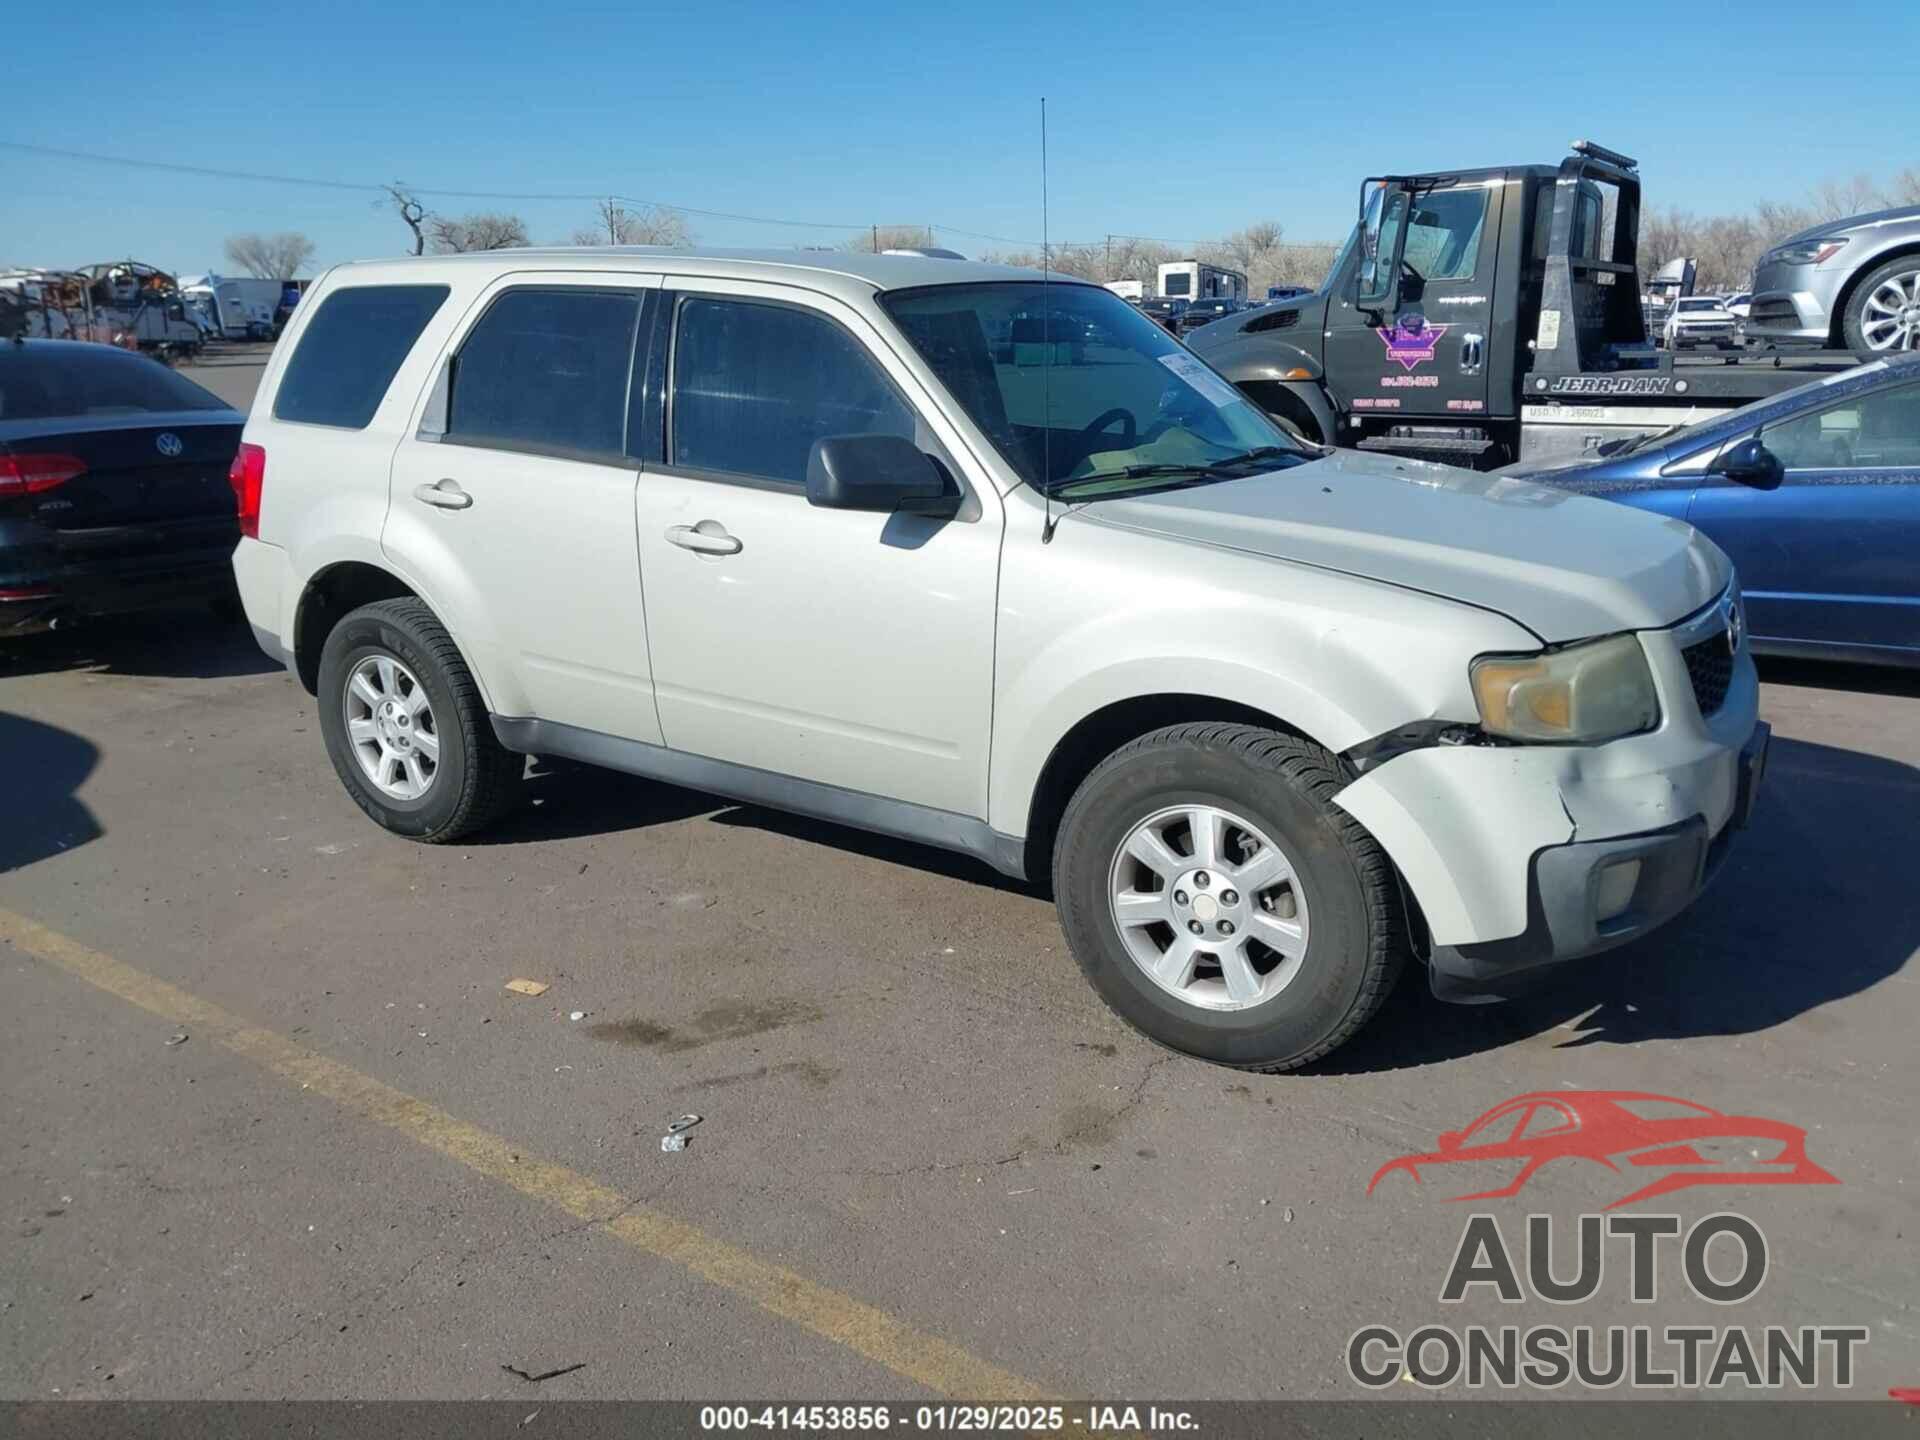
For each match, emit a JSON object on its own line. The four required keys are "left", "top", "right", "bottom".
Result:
{"left": 1040, "top": 96, "right": 1059, "bottom": 544}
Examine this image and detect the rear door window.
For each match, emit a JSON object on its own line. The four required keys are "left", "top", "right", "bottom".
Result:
{"left": 446, "top": 288, "right": 642, "bottom": 460}
{"left": 273, "top": 285, "right": 449, "bottom": 428}
{"left": 668, "top": 297, "right": 915, "bottom": 487}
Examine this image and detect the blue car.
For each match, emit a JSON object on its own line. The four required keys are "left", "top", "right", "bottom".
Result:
{"left": 1505, "top": 355, "right": 1920, "bottom": 668}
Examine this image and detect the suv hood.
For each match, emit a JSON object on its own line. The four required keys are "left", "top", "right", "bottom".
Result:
{"left": 1078, "top": 450, "right": 1727, "bottom": 643}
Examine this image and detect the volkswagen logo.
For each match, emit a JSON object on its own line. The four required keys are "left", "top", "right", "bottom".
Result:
{"left": 155, "top": 432, "right": 184, "bottom": 458}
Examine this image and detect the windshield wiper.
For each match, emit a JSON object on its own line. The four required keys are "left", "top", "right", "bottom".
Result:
{"left": 1052, "top": 446, "right": 1304, "bottom": 498}
{"left": 1604, "top": 422, "right": 1686, "bottom": 458}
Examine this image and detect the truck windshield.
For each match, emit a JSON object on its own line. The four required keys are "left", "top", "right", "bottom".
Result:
{"left": 881, "top": 282, "right": 1305, "bottom": 497}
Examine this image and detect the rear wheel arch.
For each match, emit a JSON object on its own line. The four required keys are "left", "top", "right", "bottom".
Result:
{"left": 292, "top": 562, "right": 420, "bottom": 695}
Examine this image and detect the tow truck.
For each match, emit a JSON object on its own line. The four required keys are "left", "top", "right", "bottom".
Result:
{"left": 1189, "top": 141, "right": 1866, "bottom": 468}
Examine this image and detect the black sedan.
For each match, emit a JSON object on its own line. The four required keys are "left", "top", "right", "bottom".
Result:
{"left": 1, "top": 341, "right": 242, "bottom": 638}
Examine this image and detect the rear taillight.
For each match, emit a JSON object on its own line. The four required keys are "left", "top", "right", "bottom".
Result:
{"left": 228, "top": 442, "right": 266, "bottom": 539}
{"left": 0, "top": 452, "right": 87, "bottom": 495}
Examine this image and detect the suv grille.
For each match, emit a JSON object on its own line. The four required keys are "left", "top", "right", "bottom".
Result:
{"left": 1682, "top": 633, "right": 1734, "bottom": 716}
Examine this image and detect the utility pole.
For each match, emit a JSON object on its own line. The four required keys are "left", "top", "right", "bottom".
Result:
{"left": 1106, "top": 234, "right": 1112, "bottom": 281}
{"left": 872, "top": 224, "right": 879, "bottom": 254}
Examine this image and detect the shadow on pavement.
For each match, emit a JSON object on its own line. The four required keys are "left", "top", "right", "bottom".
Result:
{"left": 471, "top": 758, "right": 725, "bottom": 845}
{"left": 0, "top": 711, "right": 101, "bottom": 873}
{"left": 0, "top": 609, "right": 280, "bottom": 682}
{"left": 1315, "top": 736, "right": 1920, "bottom": 1073}
{"left": 475, "top": 758, "right": 1038, "bottom": 895}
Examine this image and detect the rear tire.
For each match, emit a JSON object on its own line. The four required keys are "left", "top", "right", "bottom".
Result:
{"left": 1052, "top": 723, "right": 1403, "bottom": 1071}
{"left": 316, "top": 598, "right": 520, "bottom": 842}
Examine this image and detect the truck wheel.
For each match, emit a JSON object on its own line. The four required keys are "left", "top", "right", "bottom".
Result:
{"left": 1052, "top": 723, "right": 1403, "bottom": 1071}
{"left": 1842, "top": 256, "right": 1920, "bottom": 352}
{"left": 1264, "top": 412, "right": 1315, "bottom": 447}
{"left": 316, "top": 598, "right": 521, "bottom": 842}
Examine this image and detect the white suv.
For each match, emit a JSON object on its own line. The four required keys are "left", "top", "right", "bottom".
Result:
{"left": 231, "top": 249, "right": 1768, "bottom": 1070}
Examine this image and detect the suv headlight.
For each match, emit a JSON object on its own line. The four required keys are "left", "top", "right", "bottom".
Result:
{"left": 1470, "top": 634, "right": 1659, "bottom": 743}
{"left": 1766, "top": 237, "right": 1848, "bottom": 267}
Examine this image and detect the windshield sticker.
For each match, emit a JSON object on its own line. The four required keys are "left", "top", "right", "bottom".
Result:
{"left": 1156, "top": 352, "right": 1244, "bottom": 409}
{"left": 1376, "top": 318, "right": 1449, "bottom": 371}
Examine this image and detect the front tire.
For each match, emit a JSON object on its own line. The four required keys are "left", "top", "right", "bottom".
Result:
{"left": 1842, "top": 256, "right": 1920, "bottom": 352}
{"left": 1052, "top": 724, "right": 1403, "bottom": 1071}
{"left": 316, "top": 598, "right": 521, "bottom": 842}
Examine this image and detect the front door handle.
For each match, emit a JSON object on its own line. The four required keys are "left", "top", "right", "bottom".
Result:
{"left": 666, "top": 522, "right": 742, "bottom": 556}
{"left": 413, "top": 479, "right": 472, "bottom": 510}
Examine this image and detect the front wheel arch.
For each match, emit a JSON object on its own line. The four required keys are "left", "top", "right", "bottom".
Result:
{"left": 1837, "top": 246, "right": 1920, "bottom": 351}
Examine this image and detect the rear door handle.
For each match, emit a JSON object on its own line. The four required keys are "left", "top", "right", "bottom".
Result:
{"left": 413, "top": 479, "right": 472, "bottom": 510}
{"left": 666, "top": 523, "right": 742, "bottom": 555}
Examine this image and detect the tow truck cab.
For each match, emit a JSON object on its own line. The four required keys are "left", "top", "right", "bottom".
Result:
{"left": 1191, "top": 141, "right": 1862, "bottom": 468}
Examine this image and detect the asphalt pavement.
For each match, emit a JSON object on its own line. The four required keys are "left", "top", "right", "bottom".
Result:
{"left": 0, "top": 348, "right": 1914, "bottom": 1408}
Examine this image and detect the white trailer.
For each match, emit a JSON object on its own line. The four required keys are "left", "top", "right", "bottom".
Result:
{"left": 1103, "top": 279, "right": 1145, "bottom": 301}
{"left": 180, "top": 274, "right": 283, "bottom": 338}
{"left": 1156, "top": 259, "right": 1247, "bottom": 303}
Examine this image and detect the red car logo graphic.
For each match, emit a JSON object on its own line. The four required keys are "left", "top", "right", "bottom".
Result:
{"left": 1367, "top": 1091, "right": 1838, "bottom": 1210}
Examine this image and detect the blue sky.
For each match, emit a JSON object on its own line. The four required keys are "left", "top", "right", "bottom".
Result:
{"left": 3, "top": 0, "right": 1913, "bottom": 276}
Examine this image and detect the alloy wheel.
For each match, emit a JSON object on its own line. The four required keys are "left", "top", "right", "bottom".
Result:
{"left": 1860, "top": 268, "right": 1920, "bottom": 351}
{"left": 1107, "top": 803, "right": 1310, "bottom": 1012}
{"left": 343, "top": 654, "right": 440, "bottom": 801}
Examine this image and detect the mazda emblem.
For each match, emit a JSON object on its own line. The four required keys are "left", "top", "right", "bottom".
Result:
{"left": 1726, "top": 599, "right": 1743, "bottom": 658}
{"left": 155, "top": 432, "right": 184, "bottom": 458}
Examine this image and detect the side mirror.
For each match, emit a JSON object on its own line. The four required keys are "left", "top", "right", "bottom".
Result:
{"left": 1708, "top": 435, "right": 1785, "bottom": 491}
{"left": 805, "top": 434, "right": 959, "bottom": 516}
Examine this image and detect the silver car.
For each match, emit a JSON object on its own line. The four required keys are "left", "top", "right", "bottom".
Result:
{"left": 1747, "top": 204, "right": 1920, "bottom": 352}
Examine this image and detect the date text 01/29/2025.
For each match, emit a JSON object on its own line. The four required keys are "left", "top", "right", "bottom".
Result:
{"left": 698, "top": 1404, "right": 1199, "bottom": 1432}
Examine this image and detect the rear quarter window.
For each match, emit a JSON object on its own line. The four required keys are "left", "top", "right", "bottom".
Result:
{"left": 273, "top": 284, "right": 450, "bottom": 429}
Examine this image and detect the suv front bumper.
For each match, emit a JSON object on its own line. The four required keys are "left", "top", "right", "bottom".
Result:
{"left": 1333, "top": 592, "right": 1764, "bottom": 1003}
{"left": 1423, "top": 722, "right": 1768, "bottom": 1001}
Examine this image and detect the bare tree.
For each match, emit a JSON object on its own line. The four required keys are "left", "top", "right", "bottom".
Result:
{"left": 223, "top": 232, "right": 316, "bottom": 279}
{"left": 1813, "top": 174, "right": 1883, "bottom": 222}
{"left": 1202, "top": 221, "right": 1287, "bottom": 294}
{"left": 569, "top": 198, "right": 691, "bottom": 247}
{"left": 429, "top": 213, "right": 530, "bottom": 253}
{"left": 1888, "top": 167, "right": 1920, "bottom": 207}
{"left": 382, "top": 184, "right": 428, "bottom": 256}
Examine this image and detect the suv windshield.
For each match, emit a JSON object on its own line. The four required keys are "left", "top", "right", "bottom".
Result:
{"left": 882, "top": 282, "right": 1304, "bottom": 497}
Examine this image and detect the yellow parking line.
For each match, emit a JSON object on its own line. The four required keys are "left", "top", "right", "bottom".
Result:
{"left": 0, "top": 906, "right": 1053, "bottom": 1401}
